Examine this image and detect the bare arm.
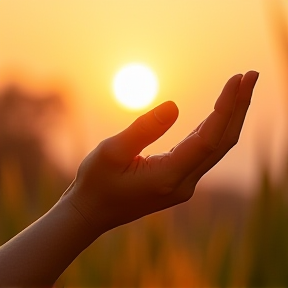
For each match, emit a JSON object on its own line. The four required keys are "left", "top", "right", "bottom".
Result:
{"left": 0, "top": 197, "right": 101, "bottom": 286}
{"left": 0, "top": 71, "right": 259, "bottom": 286}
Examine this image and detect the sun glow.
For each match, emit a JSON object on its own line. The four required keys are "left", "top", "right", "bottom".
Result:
{"left": 113, "top": 63, "right": 158, "bottom": 110}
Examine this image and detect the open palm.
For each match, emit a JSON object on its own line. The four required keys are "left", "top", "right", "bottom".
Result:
{"left": 66, "top": 71, "right": 259, "bottom": 232}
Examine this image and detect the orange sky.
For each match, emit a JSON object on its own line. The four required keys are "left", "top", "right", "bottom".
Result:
{"left": 0, "top": 0, "right": 288, "bottom": 195}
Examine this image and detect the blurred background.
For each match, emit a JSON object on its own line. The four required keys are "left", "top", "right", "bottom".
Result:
{"left": 1, "top": 0, "right": 288, "bottom": 286}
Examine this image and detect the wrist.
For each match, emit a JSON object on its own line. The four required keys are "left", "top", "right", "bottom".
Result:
{"left": 59, "top": 181, "right": 109, "bottom": 241}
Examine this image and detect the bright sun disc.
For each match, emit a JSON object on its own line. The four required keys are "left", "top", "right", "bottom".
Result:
{"left": 113, "top": 63, "right": 158, "bottom": 110}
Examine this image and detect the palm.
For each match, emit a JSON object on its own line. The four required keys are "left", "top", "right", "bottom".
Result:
{"left": 73, "top": 71, "right": 259, "bottom": 230}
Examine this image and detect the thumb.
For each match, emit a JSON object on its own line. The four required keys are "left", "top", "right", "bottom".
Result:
{"left": 110, "top": 101, "right": 178, "bottom": 165}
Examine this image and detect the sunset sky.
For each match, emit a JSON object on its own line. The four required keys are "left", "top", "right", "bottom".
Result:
{"left": 0, "top": 0, "right": 288, "bottom": 195}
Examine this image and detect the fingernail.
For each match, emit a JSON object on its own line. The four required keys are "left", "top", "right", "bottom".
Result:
{"left": 154, "top": 101, "right": 179, "bottom": 125}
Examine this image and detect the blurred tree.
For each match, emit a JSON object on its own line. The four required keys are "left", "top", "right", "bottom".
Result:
{"left": 0, "top": 85, "right": 71, "bottom": 240}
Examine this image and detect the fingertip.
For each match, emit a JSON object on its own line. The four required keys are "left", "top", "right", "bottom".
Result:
{"left": 247, "top": 70, "right": 259, "bottom": 83}
{"left": 235, "top": 73, "right": 244, "bottom": 80}
{"left": 241, "top": 71, "right": 260, "bottom": 92}
{"left": 233, "top": 73, "right": 244, "bottom": 87}
{"left": 229, "top": 73, "right": 243, "bottom": 84}
{"left": 246, "top": 70, "right": 259, "bottom": 77}
{"left": 153, "top": 101, "right": 179, "bottom": 125}
{"left": 225, "top": 73, "right": 243, "bottom": 90}
{"left": 214, "top": 73, "right": 243, "bottom": 112}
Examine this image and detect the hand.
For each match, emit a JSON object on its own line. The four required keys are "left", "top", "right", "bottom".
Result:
{"left": 63, "top": 71, "right": 259, "bottom": 234}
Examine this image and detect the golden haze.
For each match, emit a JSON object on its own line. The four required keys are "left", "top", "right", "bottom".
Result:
{"left": 0, "top": 0, "right": 287, "bottom": 192}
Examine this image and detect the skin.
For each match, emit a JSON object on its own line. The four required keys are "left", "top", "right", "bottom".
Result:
{"left": 0, "top": 71, "right": 259, "bottom": 286}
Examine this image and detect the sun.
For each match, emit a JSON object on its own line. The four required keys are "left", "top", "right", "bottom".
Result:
{"left": 113, "top": 63, "right": 158, "bottom": 110}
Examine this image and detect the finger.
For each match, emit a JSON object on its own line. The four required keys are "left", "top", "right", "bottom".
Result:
{"left": 104, "top": 101, "right": 179, "bottom": 165}
{"left": 192, "top": 70, "right": 259, "bottom": 180}
{"left": 169, "top": 119, "right": 206, "bottom": 153}
{"left": 169, "top": 74, "right": 243, "bottom": 176}
{"left": 169, "top": 74, "right": 243, "bottom": 154}
{"left": 197, "top": 73, "right": 243, "bottom": 148}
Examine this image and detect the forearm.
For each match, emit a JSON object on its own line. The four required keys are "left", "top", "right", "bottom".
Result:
{"left": 0, "top": 191, "right": 103, "bottom": 287}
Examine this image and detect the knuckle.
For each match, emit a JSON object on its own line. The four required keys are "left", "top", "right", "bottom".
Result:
{"left": 181, "top": 181, "right": 196, "bottom": 202}
{"left": 181, "top": 189, "right": 194, "bottom": 203}
{"left": 136, "top": 115, "right": 151, "bottom": 134}
{"left": 135, "top": 114, "right": 159, "bottom": 138}
{"left": 196, "top": 133, "right": 218, "bottom": 153}
{"left": 226, "top": 135, "right": 239, "bottom": 147}
{"left": 96, "top": 138, "right": 115, "bottom": 161}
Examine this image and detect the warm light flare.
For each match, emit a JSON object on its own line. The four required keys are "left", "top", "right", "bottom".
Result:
{"left": 113, "top": 63, "right": 158, "bottom": 110}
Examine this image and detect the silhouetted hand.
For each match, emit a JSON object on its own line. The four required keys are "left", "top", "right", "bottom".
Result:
{"left": 64, "top": 71, "right": 259, "bottom": 234}
{"left": 0, "top": 71, "right": 259, "bottom": 287}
